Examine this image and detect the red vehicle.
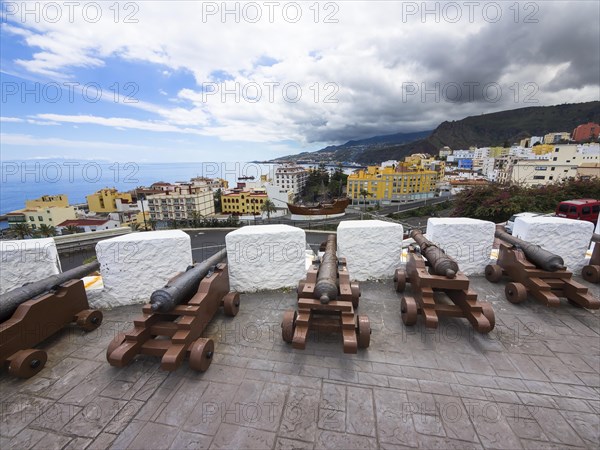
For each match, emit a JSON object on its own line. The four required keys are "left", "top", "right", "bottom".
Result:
{"left": 556, "top": 199, "right": 600, "bottom": 224}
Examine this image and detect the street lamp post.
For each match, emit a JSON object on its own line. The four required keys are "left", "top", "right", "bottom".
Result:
{"left": 137, "top": 190, "right": 148, "bottom": 231}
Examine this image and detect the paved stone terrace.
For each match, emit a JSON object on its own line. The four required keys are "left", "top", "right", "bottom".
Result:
{"left": 1, "top": 278, "right": 599, "bottom": 449}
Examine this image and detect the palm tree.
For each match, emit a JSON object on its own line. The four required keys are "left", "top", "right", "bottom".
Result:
{"left": 359, "top": 189, "right": 372, "bottom": 212}
{"left": 64, "top": 225, "right": 83, "bottom": 234}
{"left": 38, "top": 224, "right": 56, "bottom": 237}
{"left": 129, "top": 222, "right": 140, "bottom": 231}
{"left": 261, "top": 200, "right": 277, "bottom": 221}
{"left": 12, "top": 223, "right": 32, "bottom": 239}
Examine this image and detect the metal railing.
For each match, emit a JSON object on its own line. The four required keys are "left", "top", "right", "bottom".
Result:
{"left": 53, "top": 227, "right": 132, "bottom": 252}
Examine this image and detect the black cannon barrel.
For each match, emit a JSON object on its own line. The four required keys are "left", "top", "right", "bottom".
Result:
{"left": 410, "top": 230, "right": 459, "bottom": 279}
{"left": 0, "top": 261, "right": 100, "bottom": 323}
{"left": 150, "top": 249, "right": 227, "bottom": 312}
{"left": 495, "top": 227, "right": 565, "bottom": 272}
{"left": 314, "top": 235, "right": 339, "bottom": 304}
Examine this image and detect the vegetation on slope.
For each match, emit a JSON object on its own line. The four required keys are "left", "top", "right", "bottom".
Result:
{"left": 452, "top": 178, "right": 600, "bottom": 223}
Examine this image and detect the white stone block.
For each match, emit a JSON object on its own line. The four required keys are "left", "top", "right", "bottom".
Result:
{"left": 592, "top": 219, "right": 600, "bottom": 254}
{"left": 95, "top": 230, "right": 192, "bottom": 308}
{"left": 226, "top": 225, "right": 306, "bottom": 292}
{"left": 513, "top": 216, "right": 594, "bottom": 272}
{"left": 425, "top": 218, "right": 495, "bottom": 276}
{"left": 0, "top": 238, "right": 61, "bottom": 295}
{"left": 337, "top": 220, "right": 404, "bottom": 281}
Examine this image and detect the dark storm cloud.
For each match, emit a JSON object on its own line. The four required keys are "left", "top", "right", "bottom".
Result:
{"left": 301, "top": 1, "right": 599, "bottom": 144}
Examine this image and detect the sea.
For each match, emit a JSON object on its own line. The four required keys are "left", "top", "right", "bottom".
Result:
{"left": 0, "top": 160, "right": 351, "bottom": 229}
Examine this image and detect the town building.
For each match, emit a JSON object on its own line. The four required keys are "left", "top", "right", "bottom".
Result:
{"left": 6, "top": 194, "right": 76, "bottom": 232}
{"left": 243, "top": 176, "right": 294, "bottom": 211}
{"left": 489, "top": 147, "right": 510, "bottom": 158}
{"left": 577, "top": 163, "right": 600, "bottom": 180}
{"left": 346, "top": 163, "right": 437, "bottom": 205}
{"left": 221, "top": 184, "right": 269, "bottom": 215}
{"left": 510, "top": 144, "right": 600, "bottom": 186}
{"left": 572, "top": 122, "right": 600, "bottom": 142}
{"left": 190, "top": 177, "right": 229, "bottom": 190}
{"left": 543, "top": 132, "right": 570, "bottom": 144}
{"left": 146, "top": 183, "right": 215, "bottom": 222}
{"left": 25, "top": 194, "right": 69, "bottom": 209}
{"left": 274, "top": 165, "right": 308, "bottom": 197}
{"left": 438, "top": 147, "right": 452, "bottom": 158}
{"left": 87, "top": 188, "right": 133, "bottom": 213}
{"left": 56, "top": 218, "right": 121, "bottom": 234}
{"left": 519, "top": 136, "right": 543, "bottom": 147}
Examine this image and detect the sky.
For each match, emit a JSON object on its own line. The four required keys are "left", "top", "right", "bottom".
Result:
{"left": 1, "top": 0, "right": 599, "bottom": 162}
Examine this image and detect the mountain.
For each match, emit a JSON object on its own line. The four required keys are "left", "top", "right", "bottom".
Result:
{"left": 273, "top": 130, "right": 432, "bottom": 163}
{"left": 274, "top": 101, "right": 600, "bottom": 164}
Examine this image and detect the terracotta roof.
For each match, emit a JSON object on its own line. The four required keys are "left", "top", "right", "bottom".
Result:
{"left": 57, "top": 219, "right": 110, "bottom": 227}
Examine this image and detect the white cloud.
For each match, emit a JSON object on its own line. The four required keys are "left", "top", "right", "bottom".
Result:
{"left": 3, "top": 2, "right": 598, "bottom": 146}
{"left": 34, "top": 113, "right": 208, "bottom": 134}
{"left": 0, "top": 117, "right": 25, "bottom": 123}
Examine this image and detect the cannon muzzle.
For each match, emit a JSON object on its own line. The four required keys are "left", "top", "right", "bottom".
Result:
{"left": 410, "top": 230, "right": 460, "bottom": 278}
{"left": 495, "top": 226, "right": 565, "bottom": 272}
{"left": 0, "top": 261, "right": 100, "bottom": 323}
{"left": 149, "top": 249, "right": 227, "bottom": 312}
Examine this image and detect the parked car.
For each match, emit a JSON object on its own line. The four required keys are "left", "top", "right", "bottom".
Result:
{"left": 556, "top": 199, "right": 600, "bottom": 224}
{"left": 505, "top": 212, "right": 543, "bottom": 234}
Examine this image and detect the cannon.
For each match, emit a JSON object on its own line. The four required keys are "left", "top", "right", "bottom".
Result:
{"left": 1, "top": 262, "right": 103, "bottom": 378}
{"left": 485, "top": 226, "right": 599, "bottom": 309}
{"left": 493, "top": 228, "right": 565, "bottom": 272}
{"left": 410, "top": 230, "right": 459, "bottom": 278}
{"left": 282, "top": 235, "right": 370, "bottom": 353}
{"left": 582, "top": 233, "right": 600, "bottom": 283}
{"left": 106, "top": 249, "right": 240, "bottom": 372}
{"left": 393, "top": 230, "right": 495, "bottom": 333}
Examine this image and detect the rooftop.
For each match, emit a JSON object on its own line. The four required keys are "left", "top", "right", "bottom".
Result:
{"left": 1, "top": 277, "right": 598, "bottom": 449}
{"left": 57, "top": 219, "right": 111, "bottom": 227}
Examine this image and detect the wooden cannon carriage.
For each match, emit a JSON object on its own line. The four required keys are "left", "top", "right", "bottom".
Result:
{"left": 582, "top": 233, "right": 600, "bottom": 284}
{"left": 1, "top": 263, "right": 102, "bottom": 378}
{"left": 394, "top": 230, "right": 495, "bottom": 333}
{"left": 281, "top": 235, "right": 370, "bottom": 353}
{"left": 106, "top": 250, "right": 240, "bottom": 372}
{"left": 485, "top": 226, "right": 599, "bottom": 309}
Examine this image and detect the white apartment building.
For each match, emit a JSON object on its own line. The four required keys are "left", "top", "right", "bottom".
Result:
{"left": 147, "top": 184, "right": 215, "bottom": 221}
{"left": 274, "top": 165, "right": 308, "bottom": 196}
{"left": 510, "top": 144, "right": 600, "bottom": 186}
{"left": 473, "top": 147, "right": 490, "bottom": 159}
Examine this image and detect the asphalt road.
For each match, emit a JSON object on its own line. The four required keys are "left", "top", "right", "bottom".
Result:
{"left": 59, "top": 229, "right": 332, "bottom": 271}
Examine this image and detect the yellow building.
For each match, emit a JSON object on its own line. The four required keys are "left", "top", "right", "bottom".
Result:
{"left": 221, "top": 189, "right": 269, "bottom": 215}
{"left": 489, "top": 147, "right": 510, "bottom": 158}
{"left": 346, "top": 163, "right": 437, "bottom": 204}
{"left": 403, "top": 154, "right": 445, "bottom": 180}
{"left": 87, "top": 188, "right": 133, "bottom": 213}
{"left": 7, "top": 205, "right": 76, "bottom": 231}
{"left": 530, "top": 144, "right": 554, "bottom": 155}
{"left": 25, "top": 194, "right": 69, "bottom": 209}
